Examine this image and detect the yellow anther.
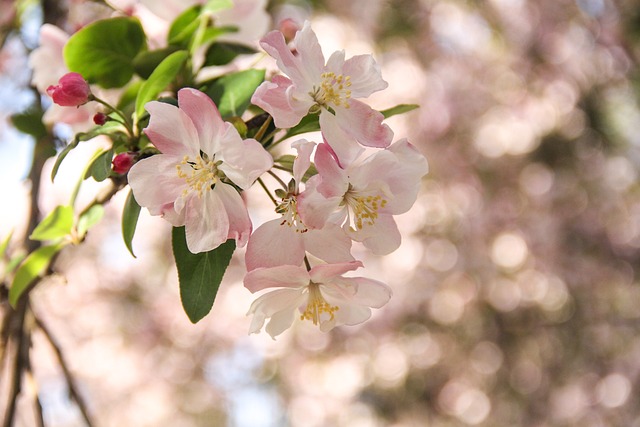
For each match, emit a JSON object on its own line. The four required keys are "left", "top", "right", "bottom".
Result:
{"left": 309, "top": 72, "right": 352, "bottom": 109}
{"left": 175, "top": 154, "right": 221, "bottom": 197}
{"left": 300, "top": 283, "right": 339, "bottom": 325}
{"left": 276, "top": 196, "right": 307, "bottom": 233}
{"left": 343, "top": 186, "right": 385, "bottom": 230}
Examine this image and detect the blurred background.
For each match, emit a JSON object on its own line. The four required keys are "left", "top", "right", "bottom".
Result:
{"left": 1, "top": 0, "right": 640, "bottom": 426}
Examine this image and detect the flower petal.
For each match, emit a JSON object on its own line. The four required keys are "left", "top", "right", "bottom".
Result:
{"left": 251, "top": 76, "right": 310, "bottom": 129}
{"left": 244, "top": 265, "right": 309, "bottom": 293}
{"left": 144, "top": 100, "right": 200, "bottom": 156}
{"left": 335, "top": 99, "right": 393, "bottom": 148}
{"left": 297, "top": 176, "right": 342, "bottom": 229}
{"left": 291, "top": 139, "right": 316, "bottom": 185}
{"left": 348, "top": 213, "right": 401, "bottom": 255}
{"left": 340, "top": 54, "right": 388, "bottom": 98}
{"left": 184, "top": 189, "right": 229, "bottom": 253}
{"left": 218, "top": 131, "right": 273, "bottom": 190}
{"left": 309, "top": 260, "right": 363, "bottom": 284}
{"left": 214, "top": 183, "right": 252, "bottom": 248}
{"left": 177, "top": 88, "right": 225, "bottom": 156}
{"left": 127, "top": 154, "right": 186, "bottom": 221}
{"left": 319, "top": 111, "right": 364, "bottom": 167}
{"left": 303, "top": 223, "right": 354, "bottom": 264}
{"left": 245, "top": 219, "right": 305, "bottom": 271}
{"left": 313, "top": 143, "right": 349, "bottom": 198}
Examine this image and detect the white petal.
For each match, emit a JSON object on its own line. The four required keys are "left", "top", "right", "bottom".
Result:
{"left": 244, "top": 265, "right": 309, "bottom": 293}
{"left": 184, "top": 189, "right": 229, "bottom": 253}
{"left": 144, "top": 101, "right": 200, "bottom": 156}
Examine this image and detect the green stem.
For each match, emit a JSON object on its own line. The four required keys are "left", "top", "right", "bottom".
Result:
{"left": 91, "top": 95, "right": 134, "bottom": 136}
{"left": 257, "top": 177, "right": 278, "bottom": 206}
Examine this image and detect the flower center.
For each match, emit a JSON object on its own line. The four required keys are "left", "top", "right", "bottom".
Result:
{"left": 300, "top": 283, "right": 339, "bottom": 325}
{"left": 309, "top": 72, "right": 352, "bottom": 110}
{"left": 175, "top": 154, "right": 222, "bottom": 197}
{"left": 276, "top": 195, "right": 308, "bottom": 233}
{"left": 343, "top": 185, "right": 387, "bottom": 230}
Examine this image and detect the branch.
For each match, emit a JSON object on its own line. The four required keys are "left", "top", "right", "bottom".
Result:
{"left": 34, "top": 314, "right": 94, "bottom": 427}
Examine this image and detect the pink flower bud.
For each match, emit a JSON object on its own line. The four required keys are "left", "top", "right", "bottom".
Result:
{"left": 112, "top": 152, "right": 136, "bottom": 175}
{"left": 93, "top": 112, "right": 107, "bottom": 125}
{"left": 46, "top": 72, "right": 91, "bottom": 107}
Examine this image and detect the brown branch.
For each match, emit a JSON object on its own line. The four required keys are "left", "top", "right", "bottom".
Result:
{"left": 33, "top": 314, "right": 94, "bottom": 427}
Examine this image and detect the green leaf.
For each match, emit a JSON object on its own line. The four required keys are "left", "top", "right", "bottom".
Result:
{"left": 381, "top": 104, "right": 419, "bottom": 119}
{"left": 9, "top": 243, "right": 65, "bottom": 307}
{"left": 4, "top": 253, "right": 26, "bottom": 279}
{"left": 135, "top": 50, "right": 189, "bottom": 124}
{"left": 51, "top": 124, "right": 127, "bottom": 182}
{"left": 11, "top": 109, "right": 47, "bottom": 139}
{"left": 87, "top": 149, "right": 114, "bottom": 182}
{"left": 172, "top": 227, "right": 235, "bottom": 323}
{"left": 0, "top": 231, "right": 12, "bottom": 259}
{"left": 168, "top": 5, "right": 201, "bottom": 46}
{"left": 206, "top": 69, "right": 265, "bottom": 118}
{"left": 132, "top": 46, "right": 181, "bottom": 79}
{"left": 30, "top": 205, "right": 74, "bottom": 241}
{"left": 77, "top": 205, "right": 105, "bottom": 238}
{"left": 281, "top": 113, "right": 321, "bottom": 140}
{"left": 64, "top": 17, "right": 146, "bottom": 88}
{"left": 203, "top": 42, "right": 256, "bottom": 67}
{"left": 122, "top": 190, "right": 141, "bottom": 258}
{"left": 203, "top": 0, "right": 233, "bottom": 13}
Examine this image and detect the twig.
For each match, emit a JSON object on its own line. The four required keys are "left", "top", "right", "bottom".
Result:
{"left": 33, "top": 315, "right": 94, "bottom": 427}
{"left": 2, "top": 298, "right": 30, "bottom": 427}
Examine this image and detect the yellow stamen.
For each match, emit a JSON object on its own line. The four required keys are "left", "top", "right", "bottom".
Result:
{"left": 343, "top": 186, "right": 387, "bottom": 230}
{"left": 300, "top": 283, "right": 339, "bottom": 325}
{"left": 276, "top": 195, "right": 308, "bottom": 233}
{"left": 175, "top": 154, "right": 221, "bottom": 197}
{"left": 309, "top": 72, "right": 352, "bottom": 109}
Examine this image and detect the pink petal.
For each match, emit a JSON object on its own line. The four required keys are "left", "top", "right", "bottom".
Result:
{"left": 335, "top": 99, "right": 393, "bottom": 148}
{"left": 291, "top": 21, "right": 325, "bottom": 84}
{"left": 127, "top": 154, "right": 185, "bottom": 219}
{"left": 247, "top": 288, "right": 306, "bottom": 337}
{"left": 297, "top": 177, "right": 342, "bottom": 229}
{"left": 244, "top": 265, "right": 309, "bottom": 293}
{"left": 291, "top": 139, "right": 316, "bottom": 185}
{"left": 245, "top": 219, "right": 305, "bottom": 271}
{"left": 184, "top": 189, "right": 229, "bottom": 253}
{"left": 340, "top": 54, "right": 388, "bottom": 98}
{"left": 177, "top": 88, "right": 225, "bottom": 156}
{"left": 348, "top": 213, "right": 401, "bottom": 255}
{"left": 144, "top": 101, "right": 200, "bottom": 157}
{"left": 319, "top": 111, "right": 364, "bottom": 167}
{"left": 308, "top": 260, "right": 363, "bottom": 284}
{"left": 214, "top": 183, "right": 252, "bottom": 248}
{"left": 218, "top": 132, "right": 273, "bottom": 190}
{"left": 251, "top": 76, "right": 310, "bottom": 128}
{"left": 383, "top": 139, "right": 429, "bottom": 214}
{"left": 313, "top": 143, "right": 349, "bottom": 199}
{"left": 303, "top": 223, "right": 354, "bottom": 264}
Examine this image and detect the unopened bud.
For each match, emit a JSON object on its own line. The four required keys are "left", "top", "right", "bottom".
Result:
{"left": 46, "top": 72, "right": 91, "bottom": 107}
{"left": 93, "top": 112, "right": 107, "bottom": 125}
{"left": 112, "top": 152, "right": 136, "bottom": 175}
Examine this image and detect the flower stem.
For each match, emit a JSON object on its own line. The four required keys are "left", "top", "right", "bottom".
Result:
{"left": 257, "top": 177, "right": 278, "bottom": 206}
{"left": 90, "top": 95, "right": 134, "bottom": 136}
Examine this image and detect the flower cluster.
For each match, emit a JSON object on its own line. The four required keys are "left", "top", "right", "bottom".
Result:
{"left": 242, "top": 24, "right": 428, "bottom": 338}
{"left": 31, "top": 2, "right": 427, "bottom": 339}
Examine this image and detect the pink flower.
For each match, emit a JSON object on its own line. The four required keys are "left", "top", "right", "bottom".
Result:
{"left": 245, "top": 139, "right": 353, "bottom": 271}
{"left": 46, "top": 72, "right": 91, "bottom": 107}
{"left": 251, "top": 22, "right": 393, "bottom": 153}
{"left": 244, "top": 261, "right": 392, "bottom": 338}
{"left": 112, "top": 152, "right": 136, "bottom": 175}
{"left": 127, "top": 88, "right": 273, "bottom": 253}
{"left": 299, "top": 140, "right": 429, "bottom": 255}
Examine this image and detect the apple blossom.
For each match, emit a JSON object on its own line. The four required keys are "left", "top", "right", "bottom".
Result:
{"left": 299, "top": 140, "right": 428, "bottom": 255}
{"left": 46, "top": 72, "right": 91, "bottom": 107}
{"left": 244, "top": 261, "right": 392, "bottom": 338}
{"left": 251, "top": 22, "right": 393, "bottom": 151}
{"left": 127, "top": 88, "right": 273, "bottom": 253}
{"left": 245, "top": 139, "right": 353, "bottom": 270}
